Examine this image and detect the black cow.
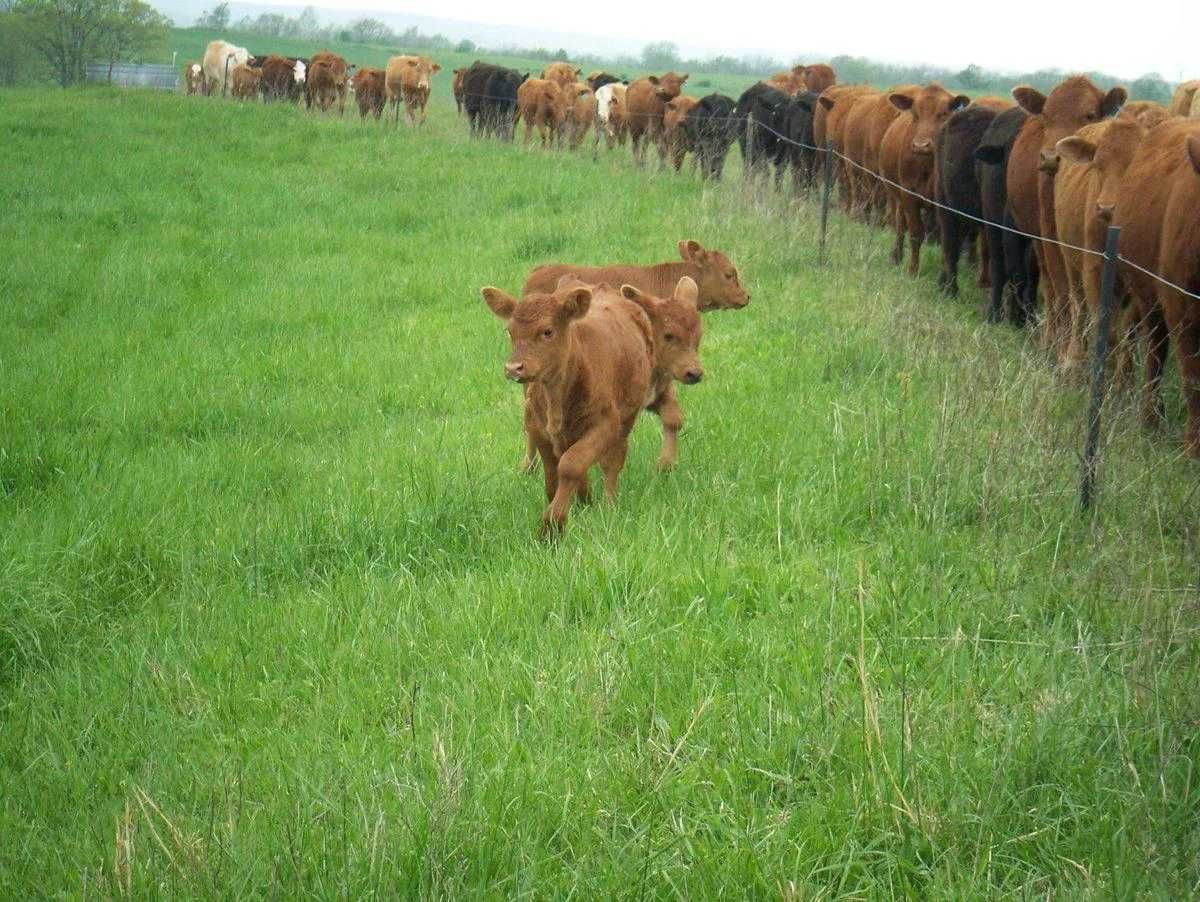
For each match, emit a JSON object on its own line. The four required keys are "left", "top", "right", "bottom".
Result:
{"left": 684, "top": 94, "right": 738, "bottom": 181}
{"left": 783, "top": 91, "right": 819, "bottom": 191}
{"left": 975, "top": 107, "right": 1037, "bottom": 326}
{"left": 935, "top": 104, "right": 1002, "bottom": 298}
{"left": 587, "top": 72, "right": 625, "bottom": 92}
{"left": 735, "top": 82, "right": 791, "bottom": 183}
{"left": 462, "top": 61, "right": 528, "bottom": 140}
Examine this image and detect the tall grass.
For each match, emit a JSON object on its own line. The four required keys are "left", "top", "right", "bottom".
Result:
{"left": 0, "top": 86, "right": 1197, "bottom": 896}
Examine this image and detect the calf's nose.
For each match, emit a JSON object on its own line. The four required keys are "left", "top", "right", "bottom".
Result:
{"left": 1038, "top": 149, "right": 1060, "bottom": 173}
{"left": 504, "top": 362, "right": 525, "bottom": 381}
{"left": 912, "top": 138, "right": 933, "bottom": 154}
{"left": 684, "top": 368, "right": 704, "bottom": 385}
{"left": 1096, "top": 201, "right": 1115, "bottom": 221}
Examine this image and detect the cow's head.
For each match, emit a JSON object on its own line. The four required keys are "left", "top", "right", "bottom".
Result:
{"left": 890, "top": 84, "right": 969, "bottom": 157}
{"left": 664, "top": 96, "right": 696, "bottom": 131}
{"left": 1013, "top": 76, "right": 1126, "bottom": 173}
{"left": 293, "top": 59, "right": 306, "bottom": 83}
{"left": 679, "top": 240, "right": 749, "bottom": 310}
{"left": 651, "top": 72, "right": 688, "bottom": 101}
{"left": 1056, "top": 118, "right": 1146, "bottom": 223}
{"left": 621, "top": 278, "right": 704, "bottom": 384}
{"left": 482, "top": 284, "right": 591, "bottom": 384}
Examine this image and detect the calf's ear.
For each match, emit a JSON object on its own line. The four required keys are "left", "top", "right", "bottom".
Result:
{"left": 558, "top": 286, "right": 592, "bottom": 321}
{"left": 1187, "top": 135, "right": 1200, "bottom": 176}
{"left": 621, "top": 284, "right": 655, "bottom": 315}
{"left": 1055, "top": 136, "right": 1096, "bottom": 165}
{"left": 1101, "top": 86, "right": 1127, "bottom": 118}
{"left": 950, "top": 94, "right": 971, "bottom": 112}
{"left": 1012, "top": 85, "right": 1045, "bottom": 115}
{"left": 818, "top": 95, "right": 835, "bottom": 111}
{"left": 889, "top": 92, "right": 914, "bottom": 112}
{"left": 673, "top": 277, "right": 700, "bottom": 307}
{"left": 678, "top": 239, "right": 704, "bottom": 261}
{"left": 555, "top": 273, "right": 585, "bottom": 290}
{"left": 481, "top": 287, "right": 517, "bottom": 319}
{"left": 647, "top": 75, "right": 660, "bottom": 85}
{"left": 431, "top": 64, "right": 441, "bottom": 73}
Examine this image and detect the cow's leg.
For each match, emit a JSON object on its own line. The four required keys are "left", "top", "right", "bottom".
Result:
{"left": 652, "top": 385, "right": 684, "bottom": 471}
{"left": 598, "top": 437, "right": 629, "bottom": 501}
{"left": 985, "top": 225, "right": 1006, "bottom": 324}
{"left": 1140, "top": 302, "right": 1169, "bottom": 429}
{"left": 905, "top": 198, "right": 925, "bottom": 278}
{"left": 890, "top": 191, "right": 906, "bottom": 267}
{"left": 938, "top": 208, "right": 961, "bottom": 297}
{"left": 1166, "top": 301, "right": 1200, "bottom": 457}
{"left": 541, "top": 420, "right": 615, "bottom": 535}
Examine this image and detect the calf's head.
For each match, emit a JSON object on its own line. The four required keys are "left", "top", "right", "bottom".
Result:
{"left": 1013, "top": 75, "right": 1126, "bottom": 173}
{"left": 621, "top": 278, "right": 704, "bottom": 384}
{"left": 679, "top": 239, "right": 749, "bottom": 309}
{"left": 482, "top": 284, "right": 592, "bottom": 383}
{"left": 1056, "top": 118, "right": 1145, "bottom": 222}
{"left": 889, "top": 84, "right": 969, "bottom": 157}
{"left": 651, "top": 72, "right": 688, "bottom": 101}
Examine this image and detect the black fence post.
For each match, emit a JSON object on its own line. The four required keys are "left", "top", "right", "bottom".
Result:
{"left": 1080, "top": 225, "right": 1122, "bottom": 512}
{"left": 819, "top": 141, "right": 835, "bottom": 264}
{"left": 744, "top": 114, "right": 754, "bottom": 174}
{"left": 223, "top": 54, "right": 231, "bottom": 98}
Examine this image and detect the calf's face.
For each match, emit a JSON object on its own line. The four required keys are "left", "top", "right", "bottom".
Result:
{"left": 482, "top": 286, "right": 592, "bottom": 383}
{"left": 679, "top": 240, "right": 749, "bottom": 309}
{"left": 621, "top": 278, "right": 704, "bottom": 384}
{"left": 890, "top": 86, "right": 969, "bottom": 156}
{"left": 651, "top": 72, "right": 688, "bottom": 101}
{"left": 1056, "top": 118, "right": 1145, "bottom": 222}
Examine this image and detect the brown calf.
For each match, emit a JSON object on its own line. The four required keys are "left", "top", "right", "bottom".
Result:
{"left": 523, "top": 240, "right": 750, "bottom": 312}
{"left": 663, "top": 94, "right": 699, "bottom": 172}
{"left": 625, "top": 71, "right": 688, "bottom": 164}
{"left": 307, "top": 51, "right": 349, "bottom": 115}
{"left": 880, "top": 83, "right": 970, "bottom": 275}
{"left": 230, "top": 64, "right": 262, "bottom": 101}
{"left": 1012, "top": 75, "right": 1127, "bottom": 364}
{"left": 516, "top": 78, "right": 568, "bottom": 147}
{"left": 483, "top": 280, "right": 654, "bottom": 534}
{"left": 542, "top": 61, "right": 582, "bottom": 91}
{"left": 385, "top": 55, "right": 441, "bottom": 125}
{"left": 452, "top": 67, "right": 467, "bottom": 114}
{"left": 352, "top": 67, "right": 386, "bottom": 121}
{"left": 802, "top": 64, "right": 837, "bottom": 94}
{"left": 183, "top": 61, "right": 204, "bottom": 95}
{"left": 564, "top": 83, "right": 597, "bottom": 150}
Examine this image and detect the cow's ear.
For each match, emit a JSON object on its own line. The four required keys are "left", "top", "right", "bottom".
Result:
{"left": 558, "top": 286, "right": 592, "bottom": 321}
{"left": 1187, "top": 135, "right": 1200, "bottom": 176}
{"left": 1012, "top": 85, "right": 1045, "bottom": 115}
{"left": 889, "top": 92, "right": 913, "bottom": 112}
{"left": 574, "top": 67, "right": 581, "bottom": 76}
{"left": 1055, "top": 136, "right": 1096, "bottom": 165}
{"left": 680, "top": 73, "right": 689, "bottom": 83}
{"left": 1102, "top": 86, "right": 1127, "bottom": 118}
{"left": 431, "top": 63, "right": 441, "bottom": 74}
{"left": 818, "top": 95, "right": 835, "bottom": 111}
{"left": 482, "top": 287, "right": 516, "bottom": 320}
{"left": 950, "top": 94, "right": 971, "bottom": 113}
{"left": 555, "top": 273, "right": 585, "bottom": 290}
{"left": 975, "top": 143, "right": 1005, "bottom": 165}
{"left": 679, "top": 239, "right": 704, "bottom": 262}
{"left": 792, "top": 64, "right": 806, "bottom": 76}
{"left": 673, "top": 276, "right": 700, "bottom": 308}
{"left": 621, "top": 284, "right": 655, "bottom": 316}
{"left": 647, "top": 75, "right": 660, "bottom": 85}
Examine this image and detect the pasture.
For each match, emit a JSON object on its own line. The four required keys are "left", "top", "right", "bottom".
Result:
{"left": 1, "top": 84, "right": 1199, "bottom": 896}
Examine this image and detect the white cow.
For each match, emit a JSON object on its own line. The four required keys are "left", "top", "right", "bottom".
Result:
{"left": 202, "top": 40, "right": 251, "bottom": 97}
{"left": 594, "top": 83, "right": 628, "bottom": 150}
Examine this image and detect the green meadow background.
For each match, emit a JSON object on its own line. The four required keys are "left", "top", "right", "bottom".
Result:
{"left": 1, "top": 65, "right": 1198, "bottom": 897}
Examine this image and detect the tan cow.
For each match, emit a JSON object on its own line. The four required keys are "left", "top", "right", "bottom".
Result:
{"left": 482, "top": 280, "right": 654, "bottom": 534}
{"left": 307, "top": 50, "right": 350, "bottom": 116}
{"left": 625, "top": 71, "right": 689, "bottom": 164}
{"left": 452, "top": 66, "right": 467, "bottom": 115}
{"left": 201, "top": 40, "right": 250, "bottom": 97}
{"left": 1169, "top": 80, "right": 1200, "bottom": 116}
{"left": 516, "top": 78, "right": 568, "bottom": 147}
{"left": 352, "top": 67, "right": 386, "bottom": 121}
{"left": 230, "top": 64, "right": 261, "bottom": 101}
{"left": 564, "top": 83, "right": 597, "bottom": 150}
{"left": 385, "top": 54, "right": 441, "bottom": 125}
{"left": 663, "top": 94, "right": 699, "bottom": 172}
{"left": 542, "top": 61, "right": 582, "bottom": 92}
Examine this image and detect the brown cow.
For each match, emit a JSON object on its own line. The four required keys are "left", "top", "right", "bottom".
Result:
{"left": 840, "top": 91, "right": 884, "bottom": 217}
{"left": 802, "top": 64, "right": 837, "bottom": 94}
{"left": 452, "top": 67, "right": 467, "bottom": 115}
{"left": 1052, "top": 118, "right": 1148, "bottom": 374}
{"left": 385, "top": 55, "right": 441, "bottom": 126}
{"left": 594, "top": 83, "right": 628, "bottom": 150}
{"left": 564, "top": 83, "right": 597, "bottom": 150}
{"left": 1012, "top": 76, "right": 1127, "bottom": 364}
{"left": 625, "top": 72, "right": 689, "bottom": 164}
{"left": 766, "top": 70, "right": 804, "bottom": 95}
{"left": 183, "top": 61, "right": 204, "bottom": 95}
{"left": 307, "top": 50, "right": 349, "bottom": 115}
{"left": 260, "top": 56, "right": 304, "bottom": 102}
{"left": 522, "top": 240, "right": 750, "bottom": 312}
{"left": 482, "top": 280, "right": 654, "bottom": 534}
{"left": 663, "top": 94, "right": 699, "bottom": 172}
{"left": 1119, "top": 100, "right": 1171, "bottom": 128}
{"left": 230, "top": 64, "right": 262, "bottom": 101}
{"left": 516, "top": 78, "right": 568, "bottom": 147}
{"left": 352, "top": 67, "right": 386, "bottom": 121}
{"left": 818, "top": 85, "right": 875, "bottom": 211}
{"left": 542, "top": 61, "right": 582, "bottom": 91}
{"left": 880, "top": 83, "right": 970, "bottom": 276}
{"left": 1113, "top": 120, "right": 1200, "bottom": 455}
{"left": 864, "top": 87, "right": 918, "bottom": 225}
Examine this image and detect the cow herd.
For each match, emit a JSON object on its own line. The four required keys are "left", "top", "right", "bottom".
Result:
{"left": 181, "top": 39, "right": 1200, "bottom": 466}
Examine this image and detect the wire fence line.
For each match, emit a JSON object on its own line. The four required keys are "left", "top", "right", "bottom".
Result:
{"left": 453, "top": 87, "right": 1200, "bottom": 303}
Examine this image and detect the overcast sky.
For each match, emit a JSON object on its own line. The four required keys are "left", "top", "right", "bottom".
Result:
{"left": 275, "top": 0, "right": 1194, "bottom": 80}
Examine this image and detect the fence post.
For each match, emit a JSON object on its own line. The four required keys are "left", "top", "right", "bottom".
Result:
{"left": 819, "top": 141, "right": 835, "bottom": 264}
{"left": 744, "top": 114, "right": 754, "bottom": 173}
{"left": 223, "top": 54, "right": 231, "bottom": 98}
{"left": 1080, "top": 225, "right": 1122, "bottom": 512}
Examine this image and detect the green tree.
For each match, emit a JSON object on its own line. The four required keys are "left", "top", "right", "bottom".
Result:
{"left": 346, "top": 17, "right": 392, "bottom": 44}
{"left": 98, "top": 0, "right": 168, "bottom": 74}
{"left": 641, "top": 41, "right": 679, "bottom": 70}
{"left": 194, "top": 0, "right": 227, "bottom": 29}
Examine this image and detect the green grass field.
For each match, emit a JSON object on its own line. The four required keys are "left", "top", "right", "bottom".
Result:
{"left": 2, "top": 83, "right": 1198, "bottom": 897}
